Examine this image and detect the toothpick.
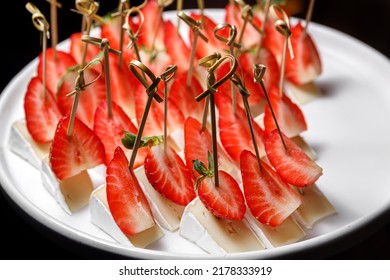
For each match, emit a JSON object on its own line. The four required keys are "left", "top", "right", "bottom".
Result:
{"left": 253, "top": 64, "right": 286, "bottom": 150}
{"left": 160, "top": 65, "right": 178, "bottom": 152}
{"left": 65, "top": 59, "right": 103, "bottom": 136}
{"left": 72, "top": 0, "right": 104, "bottom": 67}
{"left": 111, "top": 0, "right": 130, "bottom": 67}
{"left": 197, "top": 0, "right": 204, "bottom": 25}
{"left": 178, "top": 11, "right": 208, "bottom": 87}
{"left": 214, "top": 23, "right": 241, "bottom": 114}
{"left": 235, "top": 0, "right": 261, "bottom": 55}
{"left": 230, "top": 72, "right": 263, "bottom": 171}
{"left": 270, "top": 4, "right": 294, "bottom": 97}
{"left": 303, "top": 0, "right": 315, "bottom": 37}
{"left": 127, "top": 60, "right": 164, "bottom": 170}
{"left": 198, "top": 52, "right": 221, "bottom": 131}
{"left": 81, "top": 35, "right": 121, "bottom": 118}
{"left": 45, "top": 0, "right": 61, "bottom": 59}
{"left": 255, "top": 0, "right": 270, "bottom": 58}
{"left": 150, "top": 0, "right": 174, "bottom": 61}
{"left": 26, "top": 2, "right": 50, "bottom": 98}
{"left": 176, "top": 0, "right": 183, "bottom": 32}
{"left": 195, "top": 55, "right": 238, "bottom": 187}
{"left": 123, "top": 7, "right": 145, "bottom": 64}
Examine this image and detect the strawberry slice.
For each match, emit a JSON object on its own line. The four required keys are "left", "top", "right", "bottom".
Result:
{"left": 264, "top": 129, "right": 323, "bottom": 187}
{"left": 194, "top": 155, "right": 246, "bottom": 220}
{"left": 69, "top": 32, "right": 101, "bottom": 65}
{"left": 216, "top": 93, "right": 265, "bottom": 164}
{"left": 164, "top": 20, "right": 190, "bottom": 75}
{"left": 184, "top": 117, "right": 233, "bottom": 179}
{"left": 285, "top": 22, "right": 322, "bottom": 85}
{"left": 50, "top": 115, "right": 105, "bottom": 180}
{"left": 263, "top": 87, "right": 307, "bottom": 137}
{"left": 169, "top": 73, "right": 205, "bottom": 121}
{"left": 106, "top": 146, "right": 155, "bottom": 236}
{"left": 24, "top": 76, "right": 62, "bottom": 143}
{"left": 93, "top": 101, "right": 142, "bottom": 166}
{"left": 189, "top": 13, "right": 226, "bottom": 60}
{"left": 262, "top": 15, "right": 286, "bottom": 64}
{"left": 240, "top": 149, "right": 302, "bottom": 227}
{"left": 37, "top": 48, "right": 77, "bottom": 96}
{"left": 57, "top": 65, "right": 107, "bottom": 129}
{"left": 134, "top": 83, "right": 185, "bottom": 137}
{"left": 144, "top": 142, "right": 195, "bottom": 206}
{"left": 225, "top": 2, "right": 262, "bottom": 49}
{"left": 138, "top": 0, "right": 165, "bottom": 51}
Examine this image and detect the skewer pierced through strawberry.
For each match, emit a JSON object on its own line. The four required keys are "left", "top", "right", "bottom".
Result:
{"left": 193, "top": 152, "right": 246, "bottom": 220}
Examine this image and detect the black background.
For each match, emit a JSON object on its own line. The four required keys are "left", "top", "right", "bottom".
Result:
{"left": 1, "top": 0, "right": 390, "bottom": 259}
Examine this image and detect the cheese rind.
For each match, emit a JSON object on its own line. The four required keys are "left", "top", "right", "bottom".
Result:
{"left": 8, "top": 119, "right": 50, "bottom": 169}
{"left": 180, "top": 198, "right": 265, "bottom": 254}
{"left": 134, "top": 166, "right": 185, "bottom": 232}
{"left": 89, "top": 184, "right": 164, "bottom": 248}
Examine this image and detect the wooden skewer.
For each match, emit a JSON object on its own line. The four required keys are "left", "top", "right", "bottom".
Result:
{"left": 123, "top": 7, "right": 145, "bottom": 64}
{"left": 195, "top": 55, "right": 238, "bottom": 187}
{"left": 66, "top": 59, "right": 103, "bottom": 136}
{"left": 255, "top": 0, "right": 270, "bottom": 58}
{"left": 26, "top": 2, "right": 50, "bottom": 98}
{"left": 303, "top": 0, "right": 315, "bottom": 37}
{"left": 45, "top": 0, "right": 62, "bottom": 59}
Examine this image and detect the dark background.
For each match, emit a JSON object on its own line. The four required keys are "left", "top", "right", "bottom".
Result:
{"left": 1, "top": 0, "right": 390, "bottom": 259}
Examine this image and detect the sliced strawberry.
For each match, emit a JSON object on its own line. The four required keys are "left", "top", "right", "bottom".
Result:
{"left": 265, "top": 129, "right": 323, "bottom": 187}
{"left": 285, "top": 22, "right": 322, "bottom": 85}
{"left": 184, "top": 117, "right": 233, "bottom": 179}
{"left": 168, "top": 73, "right": 205, "bottom": 121}
{"left": 262, "top": 13, "right": 287, "bottom": 64}
{"left": 138, "top": 0, "right": 165, "bottom": 51}
{"left": 196, "top": 167, "right": 246, "bottom": 220}
{"left": 134, "top": 83, "right": 185, "bottom": 137}
{"left": 57, "top": 65, "right": 106, "bottom": 129}
{"left": 263, "top": 87, "right": 307, "bottom": 137}
{"left": 240, "top": 149, "right": 301, "bottom": 227}
{"left": 69, "top": 32, "right": 101, "bottom": 65}
{"left": 24, "top": 76, "right": 62, "bottom": 143}
{"left": 37, "top": 48, "right": 77, "bottom": 96}
{"left": 144, "top": 143, "right": 195, "bottom": 206}
{"left": 189, "top": 13, "right": 226, "bottom": 60}
{"left": 106, "top": 146, "right": 155, "bottom": 236}
{"left": 225, "top": 3, "right": 262, "bottom": 50}
{"left": 93, "top": 101, "right": 143, "bottom": 166}
{"left": 50, "top": 115, "right": 105, "bottom": 180}
{"left": 164, "top": 20, "right": 190, "bottom": 74}
{"left": 216, "top": 93, "right": 265, "bottom": 164}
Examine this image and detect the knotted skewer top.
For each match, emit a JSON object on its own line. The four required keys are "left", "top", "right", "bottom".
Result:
{"left": 177, "top": 11, "right": 208, "bottom": 42}
{"left": 26, "top": 2, "right": 50, "bottom": 37}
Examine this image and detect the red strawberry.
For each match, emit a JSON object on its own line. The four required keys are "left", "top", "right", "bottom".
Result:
{"left": 263, "top": 87, "right": 307, "bottom": 137}
{"left": 225, "top": 2, "right": 262, "bottom": 49}
{"left": 184, "top": 117, "right": 233, "bottom": 179}
{"left": 194, "top": 155, "right": 245, "bottom": 220}
{"left": 57, "top": 65, "right": 106, "bottom": 129}
{"left": 169, "top": 73, "right": 205, "bottom": 121}
{"left": 50, "top": 115, "right": 105, "bottom": 180}
{"left": 240, "top": 149, "right": 302, "bottom": 227}
{"left": 144, "top": 143, "right": 195, "bottom": 206}
{"left": 93, "top": 101, "right": 140, "bottom": 165}
{"left": 264, "top": 129, "right": 323, "bottom": 187}
{"left": 262, "top": 14, "right": 286, "bottom": 64}
{"left": 134, "top": 83, "right": 185, "bottom": 137}
{"left": 24, "top": 76, "right": 62, "bottom": 143}
{"left": 106, "top": 146, "right": 155, "bottom": 236}
{"left": 164, "top": 20, "right": 190, "bottom": 75}
{"left": 285, "top": 22, "right": 322, "bottom": 85}
{"left": 69, "top": 32, "right": 100, "bottom": 65}
{"left": 138, "top": 0, "right": 165, "bottom": 51}
{"left": 37, "top": 48, "right": 77, "bottom": 96}
{"left": 216, "top": 93, "right": 265, "bottom": 164}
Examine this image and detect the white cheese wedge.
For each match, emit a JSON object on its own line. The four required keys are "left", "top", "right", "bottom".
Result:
{"left": 286, "top": 81, "right": 322, "bottom": 105}
{"left": 89, "top": 184, "right": 164, "bottom": 248}
{"left": 293, "top": 185, "right": 337, "bottom": 229}
{"left": 168, "top": 127, "right": 184, "bottom": 152}
{"left": 291, "top": 135, "right": 317, "bottom": 160}
{"left": 134, "top": 166, "right": 185, "bottom": 232}
{"left": 8, "top": 119, "right": 51, "bottom": 169}
{"left": 41, "top": 157, "right": 104, "bottom": 214}
{"left": 246, "top": 214, "right": 306, "bottom": 248}
{"left": 180, "top": 198, "right": 265, "bottom": 254}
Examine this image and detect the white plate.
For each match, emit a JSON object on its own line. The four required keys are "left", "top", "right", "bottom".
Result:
{"left": 1, "top": 9, "right": 390, "bottom": 259}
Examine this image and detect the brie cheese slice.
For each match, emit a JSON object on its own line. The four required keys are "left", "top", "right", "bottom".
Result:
{"left": 89, "top": 184, "right": 164, "bottom": 248}
{"left": 286, "top": 81, "right": 322, "bottom": 105}
{"left": 8, "top": 119, "right": 50, "bottom": 169}
{"left": 180, "top": 198, "right": 265, "bottom": 254}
